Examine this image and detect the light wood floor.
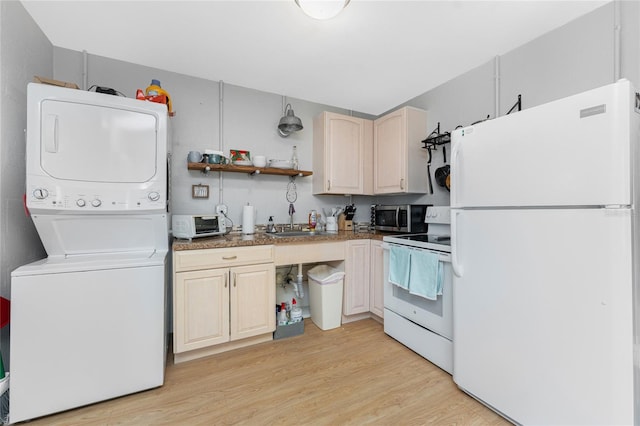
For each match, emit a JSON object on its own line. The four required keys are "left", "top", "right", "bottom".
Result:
{"left": 27, "top": 319, "right": 509, "bottom": 425}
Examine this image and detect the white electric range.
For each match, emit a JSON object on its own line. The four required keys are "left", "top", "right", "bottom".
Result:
{"left": 382, "top": 206, "right": 453, "bottom": 374}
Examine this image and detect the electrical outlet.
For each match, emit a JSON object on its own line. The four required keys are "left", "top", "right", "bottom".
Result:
{"left": 216, "top": 204, "right": 228, "bottom": 215}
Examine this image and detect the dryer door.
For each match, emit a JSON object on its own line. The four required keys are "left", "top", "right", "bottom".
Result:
{"left": 40, "top": 99, "right": 159, "bottom": 183}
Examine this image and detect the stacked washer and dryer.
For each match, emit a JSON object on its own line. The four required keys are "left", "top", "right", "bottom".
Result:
{"left": 10, "top": 83, "right": 169, "bottom": 423}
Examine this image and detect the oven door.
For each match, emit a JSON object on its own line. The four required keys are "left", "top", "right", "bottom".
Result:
{"left": 383, "top": 243, "right": 452, "bottom": 340}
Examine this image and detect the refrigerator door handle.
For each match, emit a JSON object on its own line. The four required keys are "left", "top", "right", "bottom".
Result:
{"left": 450, "top": 142, "right": 461, "bottom": 206}
{"left": 451, "top": 210, "right": 464, "bottom": 277}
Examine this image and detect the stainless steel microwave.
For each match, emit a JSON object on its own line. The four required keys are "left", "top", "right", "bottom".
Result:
{"left": 371, "top": 204, "right": 429, "bottom": 233}
{"left": 172, "top": 214, "right": 226, "bottom": 239}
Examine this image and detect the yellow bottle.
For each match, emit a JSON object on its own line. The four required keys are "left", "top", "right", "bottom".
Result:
{"left": 145, "top": 79, "right": 172, "bottom": 114}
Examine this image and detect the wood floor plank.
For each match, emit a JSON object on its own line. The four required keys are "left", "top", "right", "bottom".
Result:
{"left": 24, "top": 319, "right": 509, "bottom": 425}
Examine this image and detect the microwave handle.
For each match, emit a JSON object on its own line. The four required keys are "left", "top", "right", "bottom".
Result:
{"left": 395, "top": 207, "right": 400, "bottom": 230}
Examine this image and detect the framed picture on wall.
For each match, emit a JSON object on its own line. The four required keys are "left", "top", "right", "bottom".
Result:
{"left": 192, "top": 184, "right": 209, "bottom": 199}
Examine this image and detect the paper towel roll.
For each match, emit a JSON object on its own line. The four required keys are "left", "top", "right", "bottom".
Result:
{"left": 242, "top": 204, "right": 255, "bottom": 234}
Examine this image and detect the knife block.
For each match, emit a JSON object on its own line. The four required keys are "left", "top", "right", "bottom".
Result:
{"left": 338, "top": 214, "right": 353, "bottom": 231}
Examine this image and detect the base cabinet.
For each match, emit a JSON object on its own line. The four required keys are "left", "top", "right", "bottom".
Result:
{"left": 369, "top": 240, "right": 385, "bottom": 318}
{"left": 344, "top": 240, "right": 371, "bottom": 315}
{"left": 343, "top": 239, "right": 384, "bottom": 319}
{"left": 174, "top": 268, "right": 230, "bottom": 353}
{"left": 230, "top": 264, "right": 276, "bottom": 340}
{"left": 173, "top": 246, "right": 275, "bottom": 362}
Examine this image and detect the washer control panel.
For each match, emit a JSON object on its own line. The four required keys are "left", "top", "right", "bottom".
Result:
{"left": 27, "top": 183, "right": 166, "bottom": 213}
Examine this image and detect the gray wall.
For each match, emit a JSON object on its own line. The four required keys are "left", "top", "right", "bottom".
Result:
{"left": 54, "top": 49, "right": 376, "bottom": 228}
{"left": 384, "top": 1, "right": 635, "bottom": 208}
{"left": 0, "top": 1, "right": 51, "bottom": 370}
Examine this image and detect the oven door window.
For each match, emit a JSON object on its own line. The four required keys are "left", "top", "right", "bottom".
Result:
{"left": 194, "top": 216, "right": 219, "bottom": 234}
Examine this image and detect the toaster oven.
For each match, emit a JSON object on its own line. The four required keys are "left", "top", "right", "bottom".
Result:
{"left": 172, "top": 214, "right": 226, "bottom": 239}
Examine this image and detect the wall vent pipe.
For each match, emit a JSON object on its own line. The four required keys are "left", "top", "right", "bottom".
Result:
{"left": 82, "top": 50, "right": 88, "bottom": 90}
{"left": 219, "top": 80, "right": 224, "bottom": 206}
{"left": 613, "top": 0, "right": 621, "bottom": 82}
{"left": 494, "top": 55, "right": 500, "bottom": 118}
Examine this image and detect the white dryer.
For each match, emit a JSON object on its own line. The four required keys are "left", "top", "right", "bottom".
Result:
{"left": 10, "top": 83, "right": 170, "bottom": 423}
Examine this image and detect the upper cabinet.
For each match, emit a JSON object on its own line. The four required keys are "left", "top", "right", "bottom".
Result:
{"left": 313, "top": 112, "right": 373, "bottom": 195}
{"left": 374, "top": 106, "right": 428, "bottom": 194}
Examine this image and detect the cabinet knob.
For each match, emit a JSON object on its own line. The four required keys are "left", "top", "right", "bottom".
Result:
{"left": 327, "top": 180, "right": 331, "bottom": 190}
{"left": 400, "top": 178, "right": 405, "bottom": 190}
{"left": 222, "top": 255, "right": 237, "bottom": 260}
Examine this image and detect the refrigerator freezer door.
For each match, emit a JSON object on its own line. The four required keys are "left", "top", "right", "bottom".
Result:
{"left": 452, "top": 207, "right": 634, "bottom": 425}
{"left": 451, "top": 80, "right": 636, "bottom": 208}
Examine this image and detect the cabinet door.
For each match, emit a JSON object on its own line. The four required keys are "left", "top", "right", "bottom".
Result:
{"left": 230, "top": 263, "right": 276, "bottom": 341}
{"left": 374, "top": 108, "right": 406, "bottom": 194}
{"left": 344, "top": 240, "right": 371, "bottom": 315}
{"left": 313, "top": 112, "right": 372, "bottom": 195}
{"left": 174, "top": 268, "right": 230, "bottom": 353}
{"left": 369, "top": 240, "right": 385, "bottom": 318}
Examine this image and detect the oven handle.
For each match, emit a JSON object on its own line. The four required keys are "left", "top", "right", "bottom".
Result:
{"left": 451, "top": 210, "right": 464, "bottom": 277}
{"left": 382, "top": 242, "right": 451, "bottom": 263}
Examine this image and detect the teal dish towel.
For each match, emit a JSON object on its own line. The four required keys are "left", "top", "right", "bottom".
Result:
{"left": 408, "top": 249, "right": 443, "bottom": 300}
{"left": 389, "top": 245, "right": 411, "bottom": 289}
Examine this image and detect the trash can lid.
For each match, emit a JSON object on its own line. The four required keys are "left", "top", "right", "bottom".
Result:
{"left": 308, "top": 265, "right": 345, "bottom": 284}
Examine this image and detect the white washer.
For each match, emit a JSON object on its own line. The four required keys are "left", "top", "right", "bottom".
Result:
{"left": 10, "top": 250, "right": 167, "bottom": 423}
{"left": 10, "top": 84, "right": 170, "bottom": 423}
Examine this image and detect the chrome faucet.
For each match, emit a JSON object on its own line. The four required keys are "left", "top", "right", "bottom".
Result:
{"left": 288, "top": 203, "right": 295, "bottom": 230}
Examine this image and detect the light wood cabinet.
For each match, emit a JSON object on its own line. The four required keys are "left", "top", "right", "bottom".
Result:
{"left": 343, "top": 239, "right": 385, "bottom": 319}
{"left": 343, "top": 240, "right": 371, "bottom": 315}
{"left": 313, "top": 111, "right": 373, "bottom": 195}
{"left": 369, "top": 240, "right": 385, "bottom": 318}
{"left": 174, "top": 268, "right": 230, "bottom": 353}
{"left": 230, "top": 263, "right": 276, "bottom": 340}
{"left": 173, "top": 246, "right": 275, "bottom": 363}
{"left": 373, "top": 106, "right": 428, "bottom": 194}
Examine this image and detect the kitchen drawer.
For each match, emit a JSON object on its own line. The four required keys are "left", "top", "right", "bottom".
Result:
{"left": 174, "top": 245, "right": 275, "bottom": 272}
{"left": 274, "top": 241, "right": 345, "bottom": 266}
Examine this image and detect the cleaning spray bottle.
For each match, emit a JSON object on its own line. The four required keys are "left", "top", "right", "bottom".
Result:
{"left": 290, "top": 298, "right": 303, "bottom": 323}
{"left": 278, "top": 302, "right": 288, "bottom": 325}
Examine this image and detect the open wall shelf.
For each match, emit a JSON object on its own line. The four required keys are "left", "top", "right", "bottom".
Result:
{"left": 187, "top": 162, "right": 312, "bottom": 177}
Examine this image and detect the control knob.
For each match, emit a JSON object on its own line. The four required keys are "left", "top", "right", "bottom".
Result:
{"left": 91, "top": 199, "right": 102, "bottom": 207}
{"left": 76, "top": 199, "right": 86, "bottom": 207}
{"left": 148, "top": 191, "right": 161, "bottom": 202}
{"left": 33, "top": 188, "right": 49, "bottom": 200}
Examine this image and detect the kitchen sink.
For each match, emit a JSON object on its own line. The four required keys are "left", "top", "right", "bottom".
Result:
{"left": 266, "top": 231, "right": 333, "bottom": 238}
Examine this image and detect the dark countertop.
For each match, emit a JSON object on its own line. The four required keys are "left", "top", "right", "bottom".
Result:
{"left": 172, "top": 230, "right": 389, "bottom": 251}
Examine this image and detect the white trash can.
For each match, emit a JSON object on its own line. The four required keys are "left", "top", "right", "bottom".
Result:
{"left": 307, "top": 265, "right": 345, "bottom": 330}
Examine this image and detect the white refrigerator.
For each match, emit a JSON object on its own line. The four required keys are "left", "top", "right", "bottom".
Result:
{"left": 450, "top": 79, "right": 639, "bottom": 425}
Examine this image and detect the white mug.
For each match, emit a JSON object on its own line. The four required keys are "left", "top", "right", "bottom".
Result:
{"left": 253, "top": 155, "right": 267, "bottom": 168}
{"left": 326, "top": 216, "right": 338, "bottom": 232}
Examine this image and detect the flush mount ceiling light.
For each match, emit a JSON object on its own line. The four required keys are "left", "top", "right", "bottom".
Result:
{"left": 295, "top": 0, "right": 351, "bottom": 20}
{"left": 278, "top": 103, "right": 304, "bottom": 137}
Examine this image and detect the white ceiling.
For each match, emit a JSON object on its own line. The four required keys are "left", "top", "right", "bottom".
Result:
{"left": 20, "top": 0, "right": 610, "bottom": 115}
